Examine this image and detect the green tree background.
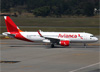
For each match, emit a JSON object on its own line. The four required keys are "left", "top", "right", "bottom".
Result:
{"left": 1, "top": 0, "right": 99, "bottom": 17}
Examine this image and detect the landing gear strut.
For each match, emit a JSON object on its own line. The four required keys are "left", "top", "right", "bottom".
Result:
{"left": 84, "top": 43, "right": 86, "bottom": 48}
{"left": 51, "top": 44, "right": 54, "bottom": 48}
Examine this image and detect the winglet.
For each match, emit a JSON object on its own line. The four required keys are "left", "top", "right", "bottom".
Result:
{"left": 37, "top": 30, "right": 43, "bottom": 37}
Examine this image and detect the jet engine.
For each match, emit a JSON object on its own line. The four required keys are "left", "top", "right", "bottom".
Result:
{"left": 59, "top": 40, "right": 69, "bottom": 46}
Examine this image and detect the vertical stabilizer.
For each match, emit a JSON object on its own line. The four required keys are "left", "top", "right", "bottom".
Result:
{"left": 4, "top": 16, "right": 23, "bottom": 32}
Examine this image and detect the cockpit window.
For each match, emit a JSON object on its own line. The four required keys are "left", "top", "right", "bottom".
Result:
{"left": 90, "top": 35, "right": 94, "bottom": 37}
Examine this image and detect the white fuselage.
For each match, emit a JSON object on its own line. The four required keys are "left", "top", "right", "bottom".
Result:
{"left": 19, "top": 32, "right": 98, "bottom": 43}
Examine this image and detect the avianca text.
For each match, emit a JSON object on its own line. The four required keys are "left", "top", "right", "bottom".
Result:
{"left": 58, "top": 34, "right": 83, "bottom": 39}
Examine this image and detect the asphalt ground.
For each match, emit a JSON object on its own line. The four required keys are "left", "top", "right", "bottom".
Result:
{"left": 0, "top": 39, "right": 100, "bottom": 72}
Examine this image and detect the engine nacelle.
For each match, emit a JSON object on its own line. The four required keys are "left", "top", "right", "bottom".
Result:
{"left": 59, "top": 40, "right": 69, "bottom": 46}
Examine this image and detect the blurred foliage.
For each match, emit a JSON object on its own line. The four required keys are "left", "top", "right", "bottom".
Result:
{"left": 1, "top": 0, "right": 99, "bottom": 17}
{"left": 33, "top": 6, "right": 50, "bottom": 17}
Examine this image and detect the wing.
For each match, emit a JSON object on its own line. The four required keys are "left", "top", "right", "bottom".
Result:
{"left": 37, "top": 30, "right": 69, "bottom": 43}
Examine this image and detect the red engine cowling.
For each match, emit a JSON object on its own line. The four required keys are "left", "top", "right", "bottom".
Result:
{"left": 59, "top": 40, "right": 69, "bottom": 46}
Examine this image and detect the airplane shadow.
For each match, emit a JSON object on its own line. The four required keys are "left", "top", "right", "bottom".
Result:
{"left": 46, "top": 45, "right": 99, "bottom": 49}
{"left": 9, "top": 45, "right": 99, "bottom": 49}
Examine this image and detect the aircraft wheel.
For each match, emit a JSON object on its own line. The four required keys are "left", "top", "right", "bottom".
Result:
{"left": 51, "top": 44, "right": 54, "bottom": 48}
{"left": 84, "top": 43, "right": 87, "bottom": 48}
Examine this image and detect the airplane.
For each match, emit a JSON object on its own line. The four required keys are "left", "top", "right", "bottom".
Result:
{"left": 2, "top": 16, "right": 98, "bottom": 48}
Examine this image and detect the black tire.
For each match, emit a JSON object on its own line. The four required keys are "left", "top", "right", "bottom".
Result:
{"left": 51, "top": 44, "right": 54, "bottom": 48}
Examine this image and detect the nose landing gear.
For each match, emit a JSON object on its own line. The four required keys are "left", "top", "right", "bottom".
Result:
{"left": 84, "top": 43, "right": 87, "bottom": 48}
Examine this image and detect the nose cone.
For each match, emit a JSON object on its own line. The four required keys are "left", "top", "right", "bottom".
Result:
{"left": 95, "top": 37, "right": 98, "bottom": 41}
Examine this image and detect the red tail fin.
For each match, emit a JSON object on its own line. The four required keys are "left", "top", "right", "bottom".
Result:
{"left": 4, "top": 16, "right": 23, "bottom": 32}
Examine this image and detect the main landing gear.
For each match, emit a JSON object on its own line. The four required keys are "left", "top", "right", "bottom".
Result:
{"left": 51, "top": 44, "right": 54, "bottom": 48}
{"left": 84, "top": 43, "right": 87, "bottom": 48}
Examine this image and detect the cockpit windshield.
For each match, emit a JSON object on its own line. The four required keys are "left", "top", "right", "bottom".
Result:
{"left": 90, "top": 35, "right": 94, "bottom": 37}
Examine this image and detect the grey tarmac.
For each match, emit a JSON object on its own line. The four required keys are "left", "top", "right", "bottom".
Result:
{"left": 0, "top": 39, "right": 100, "bottom": 72}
